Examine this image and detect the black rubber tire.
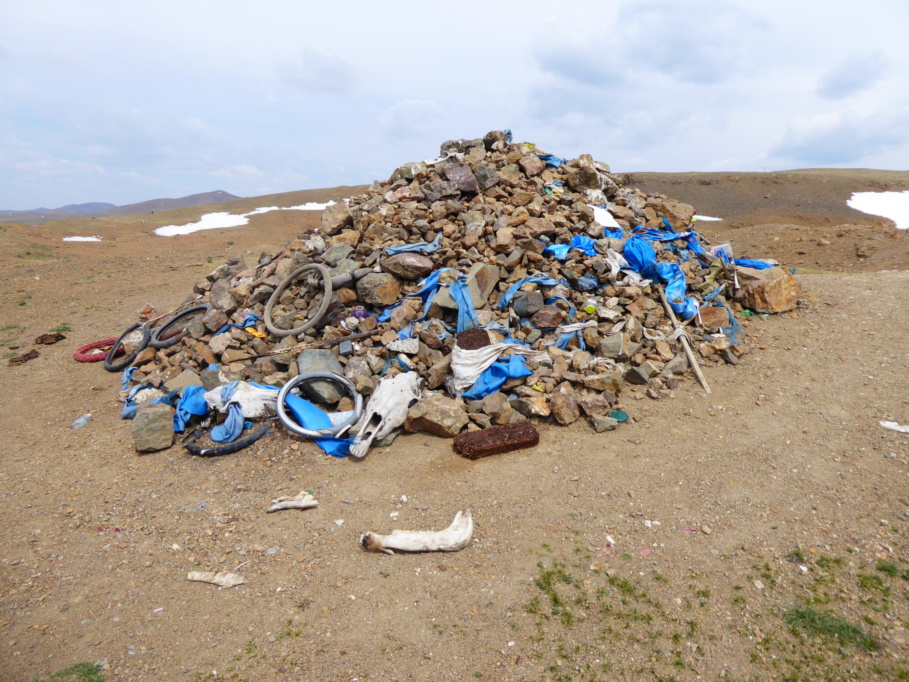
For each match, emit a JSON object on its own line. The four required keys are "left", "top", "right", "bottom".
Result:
{"left": 73, "top": 338, "right": 124, "bottom": 363}
{"left": 263, "top": 263, "right": 332, "bottom": 338}
{"left": 150, "top": 304, "right": 212, "bottom": 349}
{"left": 183, "top": 423, "right": 271, "bottom": 457}
{"left": 103, "top": 322, "right": 151, "bottom": 372}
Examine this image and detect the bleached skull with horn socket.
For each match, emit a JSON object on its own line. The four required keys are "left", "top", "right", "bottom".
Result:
{"left": 349, "top": 371, "right": 423, "bottom": 459}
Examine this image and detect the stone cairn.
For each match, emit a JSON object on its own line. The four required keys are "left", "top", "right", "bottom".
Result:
{"left": 127, "top": 130, "right": 800, "bottom": 439}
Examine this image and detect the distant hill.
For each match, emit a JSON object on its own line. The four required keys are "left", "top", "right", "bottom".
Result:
{"left": 59, "top": 202, "right": 117, "bottom": 212}
{"left": 0, "top": 190, "right": 241, "bottom": 225}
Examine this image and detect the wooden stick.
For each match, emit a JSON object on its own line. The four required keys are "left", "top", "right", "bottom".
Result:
{"left": 657, "top": 285, "right": 711, "bottom": 395}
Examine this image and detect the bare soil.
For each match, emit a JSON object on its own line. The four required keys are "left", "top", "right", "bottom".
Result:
{"left": 1, "top": 172, "right": 908, "bottom": 681}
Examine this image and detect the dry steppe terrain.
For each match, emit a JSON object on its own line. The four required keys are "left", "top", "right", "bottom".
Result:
{"left": 1, "top": 171, "right": 908, "bottom": 681}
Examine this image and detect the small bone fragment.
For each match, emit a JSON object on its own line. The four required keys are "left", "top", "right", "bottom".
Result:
{"left": 186, "top": 571, "right": 246, "bottom": 588}
{"left": 360, "top": 510, "right": 473, "bottom": 554}
{"left": 266, "top": 491, "right": 319, "bottom": 513}
{"left": 349, "top": 372, "right": 423, "bottom": 459}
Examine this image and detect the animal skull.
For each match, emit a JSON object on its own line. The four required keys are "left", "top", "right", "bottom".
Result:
{"left": 349, "top": 372, "right": 423, "bottom": 459}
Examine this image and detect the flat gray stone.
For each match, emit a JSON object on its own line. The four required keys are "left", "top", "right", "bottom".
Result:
{"left": 296, "top": 349, "right": 345, "bottom": 404}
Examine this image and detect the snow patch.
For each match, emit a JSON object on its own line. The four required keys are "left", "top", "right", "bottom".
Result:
{"left": 847, "top": 190, "right": 909, "bottom": 230}
{"left": 62, "top": 236, "right": 102, "bottom": 242}
{"left": 693, "top": 215, "right": 722, "bottom": 222}
{"left": 154, "top": 201, "right": 336, "bottom": 237}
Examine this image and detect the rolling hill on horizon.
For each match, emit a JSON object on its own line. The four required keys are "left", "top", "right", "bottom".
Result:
{"left": 0, "top": 190, "right": 240, "bottom": 225}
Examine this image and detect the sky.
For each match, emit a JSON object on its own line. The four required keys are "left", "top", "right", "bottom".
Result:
{"left": 1, "top": 0, "right": 908, "bottom": 210}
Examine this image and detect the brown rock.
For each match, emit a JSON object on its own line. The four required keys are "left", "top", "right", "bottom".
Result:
{"left": 336, "top": 287, "right": 358, "bottom": 306}
{"left": 647, "top": 196, "right": 695, "bottom": 229}
{"left": 382, "top": 253, "right": 434, "bottom": 281}
{"left": 518, "top": 155, "right": 546, "bottom": 177}
{"left": 512, "top": 397, "right": 551, "bottom": 418}
{"left": 531, "top": 305, "right": 566, "bottom": 329}
{"left": 321, "top": 201, "right": 352, "bottom": 235}
{"left": 356, "top": 273, "right": 401, "bottom": 307}
{"left": 202, "top": 308, "right": 229, "bottom": 332}
{"left": 735, "top": 266, "right": 801, "bottom": 313}
{"left": 404, "top": 394, "right": 468, "bottom": 437}
{"left": 550, "top": 391, "right": 580, "bottom": 425}
{"left": 698, "top": 305, "right": 731, "bottom": 330}
{"left": 481, "top": 392, "right": 513, "bottom": 425}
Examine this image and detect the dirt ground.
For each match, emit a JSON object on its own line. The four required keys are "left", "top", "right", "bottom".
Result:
{"left": 1, "top": 171, "right": 908, "bottom": 681}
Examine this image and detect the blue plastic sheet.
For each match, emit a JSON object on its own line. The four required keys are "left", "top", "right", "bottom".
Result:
{"left": 284, "top": 393, "right": 352, "bottom": 457}
{"left": 461, "top": 354, "right": 532, "bottom": 400}
{"left": 384, "top": 235, "right": 442, "bottom": 256}
{"left": 536, "top": 153, "right": 566, "bottom": 169}
{"left": 734, "top": 258, "right": 773, "bottom": 270}
{"left": 214, "top": 313, "right": 260, "bottom": 337}
{"left": 173, "top": 385, "right": 209, "bottom": 433}
{"left": 498, "top": 276, "right": 567, "bottom": 309}
{"left": 603, "top": 226, "right": 624, "bottom": 239}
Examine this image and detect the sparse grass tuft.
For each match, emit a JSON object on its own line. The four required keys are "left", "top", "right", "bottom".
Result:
{"left": 28, "top": 662, "right": 105, "bottom": 682}
{"left": 784, "top": 606, "right": 879, "bottom": 651}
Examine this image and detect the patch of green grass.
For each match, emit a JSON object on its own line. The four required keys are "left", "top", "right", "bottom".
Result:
{"left": 50, "top": 323, "right": 71, "bottom": 333}
{"left": 28, "top": 662, "right": 105, "bottom": 682}
{"left": 784, "top": 606, "right": 879, "bottom": 651}
{"left": 857, "top": 574, "right": 886, "bottom": 593}
{"left": 877, "top": 561, "right": 899, "bottom": 578}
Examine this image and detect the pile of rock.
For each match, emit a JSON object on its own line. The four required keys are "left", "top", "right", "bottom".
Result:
{"left": 125, "top": 130, "right": 800, "bottom": 439}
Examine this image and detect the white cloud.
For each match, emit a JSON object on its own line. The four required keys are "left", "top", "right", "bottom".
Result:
{"left": 379, "top": 100, "right": 448, "bottom": 140}
{"left": 280, "top": 50, "right": 357, "bottom": 94}
{"left": 816, "top": 53, "right": 888, "bottom": 100}
{"left": 772, "top": 108, "right": 909, "bottom": 165}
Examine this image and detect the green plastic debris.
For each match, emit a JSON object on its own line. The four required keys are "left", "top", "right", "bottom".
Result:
{"left": 608, "top": 410, "right": 629, "bottom": 423}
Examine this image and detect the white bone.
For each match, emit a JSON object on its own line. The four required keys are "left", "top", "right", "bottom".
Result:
{"left": 349, "top": 372, "right": 423, "bottom": 459}
{"left": 186, "top": 571, "right": 246, "bottom": 588}
{"left": 266, "top": 491, "right": 319, "bottom": 513}
{"left": 360, "top": 510, "right": 473, "bottom": 554}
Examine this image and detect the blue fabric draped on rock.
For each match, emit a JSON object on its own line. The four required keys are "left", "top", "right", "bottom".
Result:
{"left": 543, "top": 235, "right": 598, "bottom": 261}
{"left": 209, "top": 381, "right": 279, "bottom": 443}
{"left": 284, "top": 393, "right": 352, "bottom": 457}
{"left": 623, "top": 236, "right": 698, "bottom": 320}
{"left": 120, "top": 387, "right": 179, "bottom": 420}
{"left": 555, "top": 330, "right": 586, "bottom": 351}
{"left": 377, "top": 268, "right": 453, "bottom": 339}
{"left": 449, "top": 277, "right": 480, "bottom": 332}
{"left": 384, "top": 235, "right": 442, "bottom": 256}
{"left": 536, "top": 153, "right": 566, "bottom": 168}
{"left": 702, "top": 287, "right": 744, "bottom": 345}
{"left": 461, "top": 354, "right": 532, "bottom": 401}
{"left": 498, "top": 276, "right": 567, "bottom": 309}
{"left": 545, "top": 296, "right": 576, "bottom": 319}
{"left": 173, "top": 385, "right": 209, "bottom": 433}
{"left": 214, "top": 312, "right": 260, "bottom": 337}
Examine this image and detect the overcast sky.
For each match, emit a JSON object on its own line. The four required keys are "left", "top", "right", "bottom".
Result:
{"left": 1, "top": 0, "right": 907, "bottom": 210}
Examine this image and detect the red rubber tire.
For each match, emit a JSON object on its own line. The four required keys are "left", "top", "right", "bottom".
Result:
{"left": 73, "top": 338, "right": 125, "bottom": 363}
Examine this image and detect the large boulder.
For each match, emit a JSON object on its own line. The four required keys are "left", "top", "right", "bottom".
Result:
{"left": 405, "top": 394, "right": 469, "bottom": 437}
{"left": 320, "top": 201, "right": 352, "bottom": 235}
{"left": 735, "top": 266, "right": 801, "bottom": 313}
